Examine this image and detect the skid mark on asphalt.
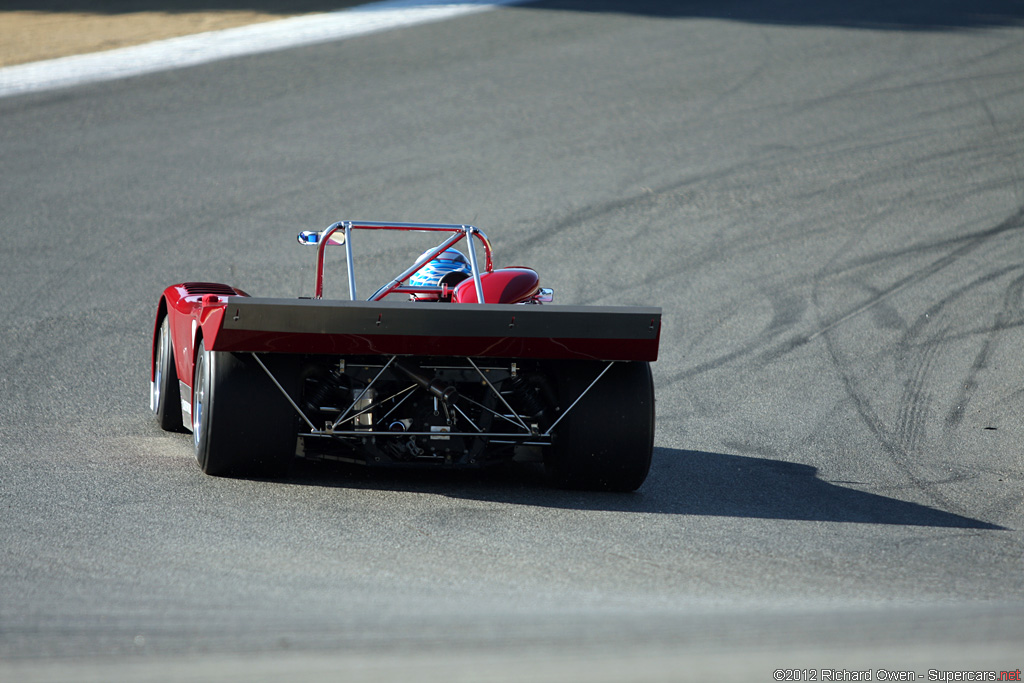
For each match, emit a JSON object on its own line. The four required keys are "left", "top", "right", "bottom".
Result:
{"left": 650, "top": 204, "right": 1024, "bottom": 392}
{"left": 941, "top": 271, "right": 1024, "bottom": 430}
{"left": 894, "top": 324, "right": 941, "bottom": 460}
{"left": 777, "top": 204, "right": 1024, "bottom": 358}
{"left": 811, "top": 206, "right": 1024, "bottom": 517}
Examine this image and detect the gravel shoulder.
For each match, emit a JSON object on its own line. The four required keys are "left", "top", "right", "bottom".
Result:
{"left": 0, "top": 3, "right": 363, "bottom": 67}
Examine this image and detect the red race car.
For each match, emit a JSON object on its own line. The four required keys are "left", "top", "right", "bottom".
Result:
{"left": 151, "top": 221, "right": 661, "bottom": 491}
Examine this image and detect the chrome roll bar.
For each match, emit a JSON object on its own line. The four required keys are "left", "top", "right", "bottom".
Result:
{"left": 299, "top": 221, "right": 494, "bottom": 302}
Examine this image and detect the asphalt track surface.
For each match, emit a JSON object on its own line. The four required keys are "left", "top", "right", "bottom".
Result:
{"left": 2, "top": 1, "right": 1024, "bottom": 680}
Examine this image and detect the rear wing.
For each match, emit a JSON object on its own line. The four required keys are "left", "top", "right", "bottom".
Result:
{"left": 202, "top": 297, "right": 661, "bottom": 362}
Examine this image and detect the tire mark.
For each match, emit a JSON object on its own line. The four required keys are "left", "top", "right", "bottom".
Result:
{"left": 818, "top": 301, "right": 964, "bottom": 514}
{"left": 894, "top": 327, "right": 942, "bottom": 458}
{"left": 945, "top": 271, "right": 1024, "bottom": 429}
{"left": 814, "top": 218, "right": 1024, "bottom": 516}
{"left": 655, "top": 211, "right": 1024, "bottom": 391}
{"left": 774, "top": 204, "right": 1024, "bottom": 359}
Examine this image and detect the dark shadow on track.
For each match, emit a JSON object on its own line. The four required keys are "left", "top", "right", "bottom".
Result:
{"left": 4, "top": 0, "right": 1022, "bottom": 31}
{"left": 518, "top": 0, "right": 1024, "bottom": 30}
{"left": 284, "top": 447, "right": 1006, "bottom": 529}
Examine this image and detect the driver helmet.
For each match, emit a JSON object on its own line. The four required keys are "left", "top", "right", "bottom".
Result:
{"left": 408, "top": 248, "right": 472, "bottom": 288}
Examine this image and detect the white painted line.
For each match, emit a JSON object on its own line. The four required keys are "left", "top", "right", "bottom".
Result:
{"left": 0, "top": 0, "right": 526, "bottom": 98}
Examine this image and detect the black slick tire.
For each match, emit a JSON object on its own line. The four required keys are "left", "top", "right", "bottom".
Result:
{"left": 545, "top": 360, "right": 655, "bottom": 492}
{"left": 152, "top": 316, "right": 184, "bottom": 431}
{"left": 192, "top": 339, "right": 298, "bottom": 478}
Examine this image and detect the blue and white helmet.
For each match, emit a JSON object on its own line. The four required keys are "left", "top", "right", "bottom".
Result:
{"left": 408, "top": 248, "right": 472, "bottom": 288}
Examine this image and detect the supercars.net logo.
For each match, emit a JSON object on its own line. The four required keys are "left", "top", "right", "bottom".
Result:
{"left": 772, "top": 669, "right": 1021, "bottom": 681}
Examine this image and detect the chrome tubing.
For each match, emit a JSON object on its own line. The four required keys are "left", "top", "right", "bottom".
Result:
{"left": 542, "top": 361, "right": 616, "bottom": 437}
{"left": 250, "top": 353, "right": 319, "bottom": 432}
{"left": 464, "top": 226, "right": 485, "bottom": 304}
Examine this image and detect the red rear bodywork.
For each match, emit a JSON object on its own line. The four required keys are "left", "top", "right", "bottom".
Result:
{"left": 154, "top": 285, "right": 661, "bottom": 394}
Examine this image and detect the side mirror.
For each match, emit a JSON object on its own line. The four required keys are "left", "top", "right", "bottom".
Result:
{"left": 297, "top": 230, "right": 345, "bottom": 246}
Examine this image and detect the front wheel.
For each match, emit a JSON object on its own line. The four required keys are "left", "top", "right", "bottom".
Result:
{"left": 545, "top": 361, "right": 655, "bottom": 492}
{"left": 152, "top": 316, "right": 183, "bottom": 431}
{"left": 192, "top": 340, "right": 298, "bottom": 478}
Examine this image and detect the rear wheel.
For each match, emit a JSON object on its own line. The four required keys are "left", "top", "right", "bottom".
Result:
{"left": 192, "top": 339, "right": 298, "bottom": 478}
{"left": 545, "top": 361, "right": 655, "bottom": 492}
{"left": 152, "top": 316, "right": 183, "bottom": 431}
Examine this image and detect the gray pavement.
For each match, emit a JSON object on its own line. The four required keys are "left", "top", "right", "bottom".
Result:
{"left": 2, "top": 1, "right": 1023, "bottom": 680}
